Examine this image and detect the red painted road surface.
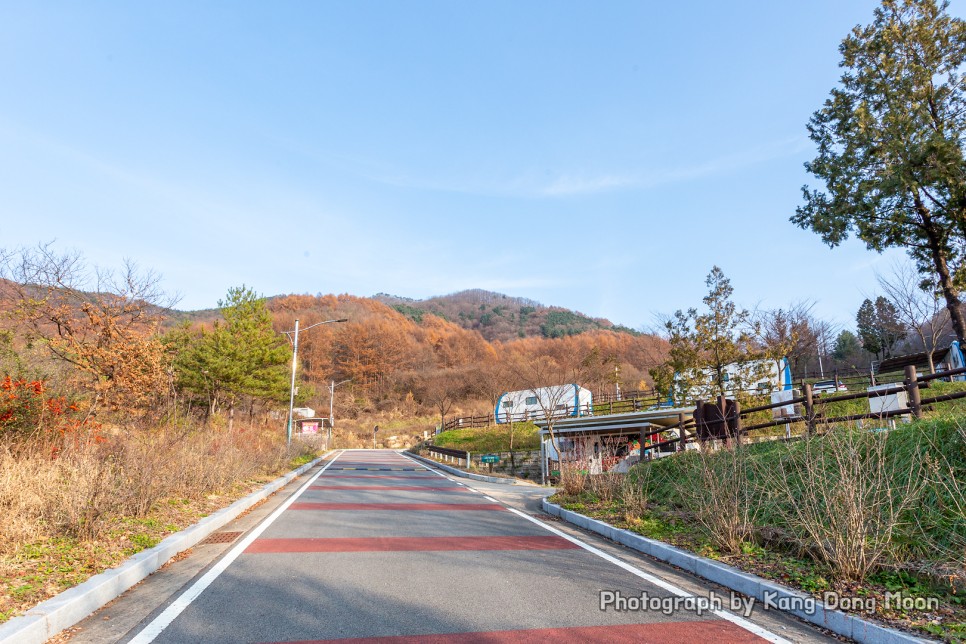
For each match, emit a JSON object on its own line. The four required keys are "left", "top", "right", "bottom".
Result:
{"left": 132, "top": 450, "right": 780, "bottom": 644}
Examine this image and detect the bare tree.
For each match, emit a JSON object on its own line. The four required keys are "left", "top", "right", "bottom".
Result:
{"left": 877, "top": 259, "right": 950, "bottom": 374}
{"left": 811, "top": 318, "right": 842, "bottom": 379}
{"left": 416, "top": 368, "right": 466, "bottom": 432}
{"left": 0, "top": 243, "right": 178, "bottom": 414}
{"left": 510, "top": 352, "right": 590, "bottom": 478}
{"left": 750, "top": 301, "right": 816, "bottom": 389}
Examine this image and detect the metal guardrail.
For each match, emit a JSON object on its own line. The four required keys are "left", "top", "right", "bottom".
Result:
{"left": 425, "top": 444, "right": 471, "bottom": 467}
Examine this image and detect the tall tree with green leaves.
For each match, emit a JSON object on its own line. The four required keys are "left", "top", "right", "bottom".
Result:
{"left": 833, "top": 330, "right": 863, "bottom": 362}
{"left": 170, "top": 286, "right": 290, "bottom": 427}
{"left": 856, "top": 296, "right": 907, "bottom": 360}
{"left": 651, "top": 267, "right": 763, "bottom": 404}
{"left": 874, "top": 295, "right": 907, "bottom": 358}
{"left": 792, "top": 0, "right": 966, "bottom": 342}
{"left": 857, "top": 299, "right": 884, "bottom": 359}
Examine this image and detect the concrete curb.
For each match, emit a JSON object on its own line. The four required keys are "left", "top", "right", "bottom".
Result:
{"left": 542, "top": 499, "right": 929, "bottom": 644}
{"left": 406, "top": 452, "right": 518, "bottom": 485}
{"left": 0, "top": 452, "right": 332, "bottom": 644}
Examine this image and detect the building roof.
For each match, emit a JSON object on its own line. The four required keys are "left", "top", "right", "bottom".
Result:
{"left": 877, "top": 346, "right": 952, "bottom": 374}
{"left": 534, "top": 407, "right": 693, "bottom": 435}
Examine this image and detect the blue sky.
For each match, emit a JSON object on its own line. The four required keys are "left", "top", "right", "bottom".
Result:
{"left": 0, "top": 1, "right": 928, "bottom": 331}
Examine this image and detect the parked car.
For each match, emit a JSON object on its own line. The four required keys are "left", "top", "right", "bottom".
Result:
{"left": 812, "top": 380, "right": 848, "bottom": 394}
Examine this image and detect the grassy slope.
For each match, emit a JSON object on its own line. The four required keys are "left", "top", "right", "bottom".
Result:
{"left": 553, "top": 415, "right": 966, "bottom": 641}
{"left": 432, "top": 422, "right": 541, "bottom": 453}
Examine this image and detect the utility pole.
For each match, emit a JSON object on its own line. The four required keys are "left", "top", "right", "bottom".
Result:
{"left": 328, "top": 378, "right": 351, "bottom": 449}
{"left": 283, "top": 318, "right": 348, "bottom": 447}
{"left": 286, "top": 319, "right": 300, "bottom": 447}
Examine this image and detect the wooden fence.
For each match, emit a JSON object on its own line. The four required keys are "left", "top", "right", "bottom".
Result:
{"left": 644, "top": 364, "right": 966, "bottom": 456}
{"left": 439, "top": 366, "right": 965, "bottom": 434}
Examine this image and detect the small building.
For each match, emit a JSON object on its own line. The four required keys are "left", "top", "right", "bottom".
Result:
{"left": 534, "top": 407, "right": 694, "bottom": 482}
{"left": 876, "top": 341, "right": 965, "bottom": 379}
{"left": 292, "top": 407, "right": 317, "bottom": 419}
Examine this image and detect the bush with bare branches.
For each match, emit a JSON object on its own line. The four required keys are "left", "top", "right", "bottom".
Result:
{"left": 678, "top": 441, "right": 759, "bottom": 554}
{"left": 766, "top": 426, "right": 927, "bottom": 581}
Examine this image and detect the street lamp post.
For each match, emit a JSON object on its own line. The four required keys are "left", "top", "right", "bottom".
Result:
{"left": 284, "top": 317, "right": 348, "bottom": 446}
{"left": 328, "top": 378, "right": 351, "bottom": 448}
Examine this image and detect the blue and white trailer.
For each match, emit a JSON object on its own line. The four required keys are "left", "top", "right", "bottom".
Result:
{"left": 494, "top": 384, "right": 593, "bottom": 424}
{"left": 671, "top": 357, "right": 793, "bottom": 405}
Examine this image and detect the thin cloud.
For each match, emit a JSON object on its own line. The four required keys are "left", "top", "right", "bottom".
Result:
{"left": 363, "top": 135, "right": 811, "bottom": 198}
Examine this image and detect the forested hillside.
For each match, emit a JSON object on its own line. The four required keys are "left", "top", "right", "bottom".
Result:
{"left": 266, "top": 293, "right": 667, "bottom": 421}
{"left": 374, "top": 289, "right": 639, "bottom": 342}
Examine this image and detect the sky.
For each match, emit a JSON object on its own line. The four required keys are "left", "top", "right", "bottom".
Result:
{"left": 0, "top": 1, "right": 935, "bottom": 332}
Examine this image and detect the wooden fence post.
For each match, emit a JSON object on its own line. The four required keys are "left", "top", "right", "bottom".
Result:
{"left": 733, "top": 398, "right": 742, "bottom": 446}
{"left": 804, "top": 383, "right": 816, "bottom": 435}
{"left": 718, "top": 395, "right": 728, "bottom": 447}
{"left": 904, "top": 365, "right": 922, "bottom": 420}
{"left": 693, "top": 400, "right": 704, "bottom": 451}
{"left": 677, "top": 413, "right": 686, "bottom": 451}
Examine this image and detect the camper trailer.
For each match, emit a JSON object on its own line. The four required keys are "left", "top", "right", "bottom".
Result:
{"left": 494, "top": 384, "right": 592, "bottom": 424}
{"left": 672, "top": 358, "right": 792, "bottom": 405}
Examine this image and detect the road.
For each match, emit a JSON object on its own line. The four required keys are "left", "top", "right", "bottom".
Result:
{"left": 64, "top": 450, "right": 836, "bottom": 643}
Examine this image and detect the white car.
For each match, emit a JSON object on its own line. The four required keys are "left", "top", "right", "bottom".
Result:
{"left": 812, "top": 380, "right": 847, "bottom": 394}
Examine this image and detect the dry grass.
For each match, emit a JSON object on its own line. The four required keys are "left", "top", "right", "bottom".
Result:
{"left": 558, "top": 467, "right": 588, "bottom": 496}
{"left": 0, "top": 421, "right": 316, "bottom": 623}
{"left": 587, "top": 472, "right": 624, "bottom": 503}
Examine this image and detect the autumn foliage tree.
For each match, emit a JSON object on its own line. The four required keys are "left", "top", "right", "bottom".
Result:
{"left": 0, "top": 243, "right": 172, "bottom": 415}
{"left": 265, "top": 293, "right": 667, "bottom": 422}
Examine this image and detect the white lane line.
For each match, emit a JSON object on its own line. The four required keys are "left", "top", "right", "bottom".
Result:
{"left": 483, "top": 495, "right": 499, "bottom": 503}
{"left": 397, "top": 453, "right": 787, "bottom": 643}
{"left": 400, "top": 453, "right": 450, "bottom": 480}
{"left": 127, "top": 451, "right": 346, "bottom": 644}
{"left": 504, "top": 507, "right": 791, "bottom": 644}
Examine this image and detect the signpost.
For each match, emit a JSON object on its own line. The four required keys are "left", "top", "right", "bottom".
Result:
{"left": 481, "top": 453, "right": 499, "bottom": 473}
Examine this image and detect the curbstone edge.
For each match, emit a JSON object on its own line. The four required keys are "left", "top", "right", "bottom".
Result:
{"left": 0, "top": 452, "right": 330, "bottom": 644}
{"left": 541, "top": 497, "right": 928, "bottom": 644}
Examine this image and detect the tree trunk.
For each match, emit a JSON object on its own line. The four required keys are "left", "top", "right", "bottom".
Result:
{"left": 936, "top": 261, "right": 966, "bottom": 343}
{"left": 919, "top": 200, "right": 966, "bottom": 342}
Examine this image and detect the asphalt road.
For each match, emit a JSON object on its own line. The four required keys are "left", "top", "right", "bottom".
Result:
{"left": 69, "top": 450, "right": 836, "bottom": 644}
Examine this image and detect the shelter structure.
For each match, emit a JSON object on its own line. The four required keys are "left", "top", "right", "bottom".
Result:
{"left": 534, "top": 407, "right": 694, "bottom": 483}
{"left": 876, "top": 341, "right": 965, "bottom": 379}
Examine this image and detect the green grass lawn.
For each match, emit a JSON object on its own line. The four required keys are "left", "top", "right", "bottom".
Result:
{"left": 432, "top": 422, "right": 541, "bottom": 453}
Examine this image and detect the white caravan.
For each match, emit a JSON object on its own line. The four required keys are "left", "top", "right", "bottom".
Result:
{"left": 494, "top": 384, "right": 593, "bottom": 424}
